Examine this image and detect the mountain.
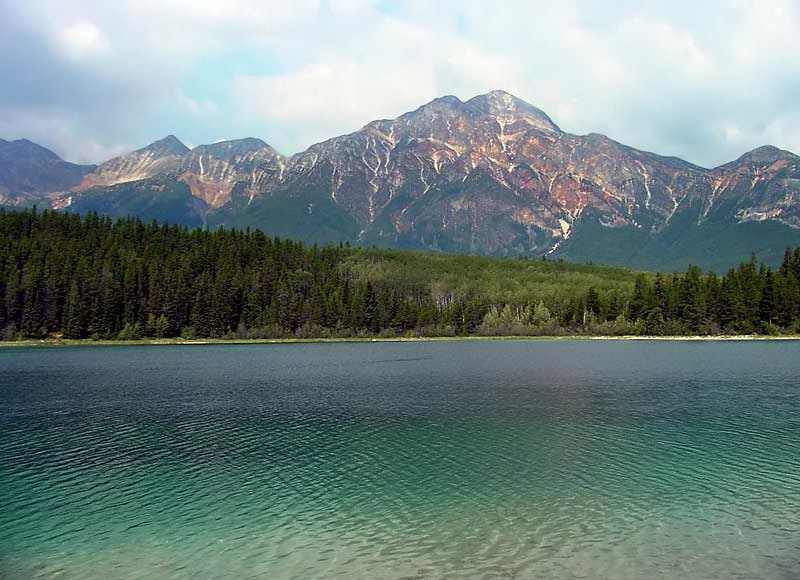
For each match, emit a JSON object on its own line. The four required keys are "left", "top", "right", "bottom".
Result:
{"left": 3, "top": 90, "right": 799, "bottom": 271}
{"left": 552, "top": 142, "right": 800, "bottom": 270}
{"left": 0, "top": 139, "right": 95, "bottom": 206}
{"left": 59, "top": 135, "right": 286, "bottom": 227}
{"left": 215, "top": 89, "right": 800, "bottom": 269}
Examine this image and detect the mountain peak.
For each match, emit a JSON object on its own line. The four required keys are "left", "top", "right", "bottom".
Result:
{"left": 430, "top": 94, "right": 464, "bottom": 106}
{"left": 744, "top": 145, "right": 794, "bottom": 160}
{"left": 140, "top": 135, "right": 190, "bottom": 158}
{"left": 469, "top": 89, "right": 522, "bottom": 110}
{"left": 0, "top": 138, "right": 94, "bottom": 196}
{"left": 1, "top": 138, "right": 62, "bottom": 161}
{"left": 410, "top": 95, "right": 466, "bottom": 116}
{"left": 193, "top": 137, "right": 274, "bottom": 157}
{"left": 466, "top": 90, "right": 561, "bottom": 133}
{"left": 719, "top": 145, "right": 798, "bottom": 170}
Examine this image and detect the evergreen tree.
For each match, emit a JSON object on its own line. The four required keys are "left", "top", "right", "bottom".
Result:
{"left": 1, "top": 208, "right": 799, "bottom": 340}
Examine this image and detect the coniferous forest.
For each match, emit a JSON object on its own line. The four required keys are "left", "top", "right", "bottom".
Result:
{"left": 1, "top": 208, "right": 799, "bottom": 340}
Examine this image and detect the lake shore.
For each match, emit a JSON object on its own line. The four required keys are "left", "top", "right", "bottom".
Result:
{"left": 1, "top": 334, "right": 798, "bottom": 347}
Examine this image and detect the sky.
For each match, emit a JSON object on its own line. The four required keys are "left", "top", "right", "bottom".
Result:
{"left": 1, "top": 0, "right": 798, "bottom": 168}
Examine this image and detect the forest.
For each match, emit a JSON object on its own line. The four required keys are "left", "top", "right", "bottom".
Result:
{"left": 1, "top": 207, "right": 799, "bottom": 340}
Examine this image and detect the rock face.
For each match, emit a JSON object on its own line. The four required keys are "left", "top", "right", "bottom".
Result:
{"left": 708, "top": 146, "right": 800, "bottom": 228}
{"left": 47, "top": 135, "right": 286, "bottom": 227}
{"left": 3, "top": 90, "right": 799, "bottom": 270}
{"left": 69, "top": 135, "right": 285, "bottom": 216}
{"left": 77, "top": 135, "right": 189, "bottom": 191}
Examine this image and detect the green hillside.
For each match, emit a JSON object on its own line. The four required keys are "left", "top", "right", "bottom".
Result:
{"left": 342, "top": 248, "right": 641, "bottom": 305}
{"left": 555, "top": 208, "right": 800, "bottom": 272}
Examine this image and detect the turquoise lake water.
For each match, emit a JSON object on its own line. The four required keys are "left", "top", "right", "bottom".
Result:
{"left": 1, "top": 340, "right": 799, "bottom": 579}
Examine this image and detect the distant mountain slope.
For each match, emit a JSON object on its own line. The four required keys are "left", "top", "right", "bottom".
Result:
{"left": 0, "top": 139, "right": 95, "bottom": 206}
{"left": 2, "top": 90, "right": 799, "bottom": 270}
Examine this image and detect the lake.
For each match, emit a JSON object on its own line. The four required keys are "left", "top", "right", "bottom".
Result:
{"left": 1, "top": 340, "right": 798, "bottom": 579}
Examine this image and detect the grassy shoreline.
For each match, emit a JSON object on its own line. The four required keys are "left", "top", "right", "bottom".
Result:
{"left": 1, "top": 334, "right": 798, "bottom": 347}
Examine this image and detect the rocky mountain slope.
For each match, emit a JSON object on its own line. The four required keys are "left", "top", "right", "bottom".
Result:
{"left": 2, "top": 90, "right": 799, "bottom": 270}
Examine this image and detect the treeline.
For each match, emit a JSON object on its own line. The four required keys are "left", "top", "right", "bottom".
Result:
{"left": 624, "top": 255, "right": 800, "bottom": 335}
{"left": 1, "top": 208, "right": 798, "bottom": 340}
{"left": 0, "top": 208, "right": 484, "bottom": 340}
{"left": 474, "top": 251, "right": 800, "bottom": 336}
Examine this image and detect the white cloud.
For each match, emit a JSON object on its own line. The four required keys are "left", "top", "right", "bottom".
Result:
{"left": 0, "top": 0, "right": 798, "bottom": 166}
{"left": 0, "top": 106, "right": 131, "bottom": 163}
{"left": 234, "top": 60, "right": 436, "bottom": 152}
{"left": 177, "top": 91, "right": 220, "bottom": 117}
{"left": 59, "top": 20, "right": 109, "bottom": 62}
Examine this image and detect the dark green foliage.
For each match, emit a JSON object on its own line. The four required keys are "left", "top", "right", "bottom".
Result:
{"left": 214, "top": 185, "right": 361, "bottom": 246}
{"left": 67, "top": 180, "right": 207, "bottom": 228}
{"left": 1, "top": 208, "right": 798, "bottom": 340}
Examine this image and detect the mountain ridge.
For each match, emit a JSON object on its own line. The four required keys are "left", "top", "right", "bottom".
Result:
{"left": 2, "top": 90, "right": 799, "bottom": 271}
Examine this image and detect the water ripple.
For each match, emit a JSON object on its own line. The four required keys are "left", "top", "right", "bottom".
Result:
{"left": 1, "top": 341, "right": 799, "bottom": 579}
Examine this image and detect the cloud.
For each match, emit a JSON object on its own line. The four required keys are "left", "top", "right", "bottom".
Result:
{"left": 58, "top": 20, "right": 110, "bottom": 62}
{"left": 233, "top": 62, "right": 433, "bottom": 152}
{"left": 228, "top": 12, "right": 524, "bottom": 153}
{"left": 0, "top": 108, "right": 132, "bottom": 163}
{"left": 0, "top": 0, "right": 798, "bottom": 167}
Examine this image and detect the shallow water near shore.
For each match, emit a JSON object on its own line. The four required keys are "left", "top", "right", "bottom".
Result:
{"left": 1, "top": 340, "right": 799, "bottom": 579}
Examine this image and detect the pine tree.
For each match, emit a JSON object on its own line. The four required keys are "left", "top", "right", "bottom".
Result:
{"left": 62, "top": 279, "right": 86, "bottom": 338}
{"left": 759, "top": 270, "right": 778, "bottom": 325}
